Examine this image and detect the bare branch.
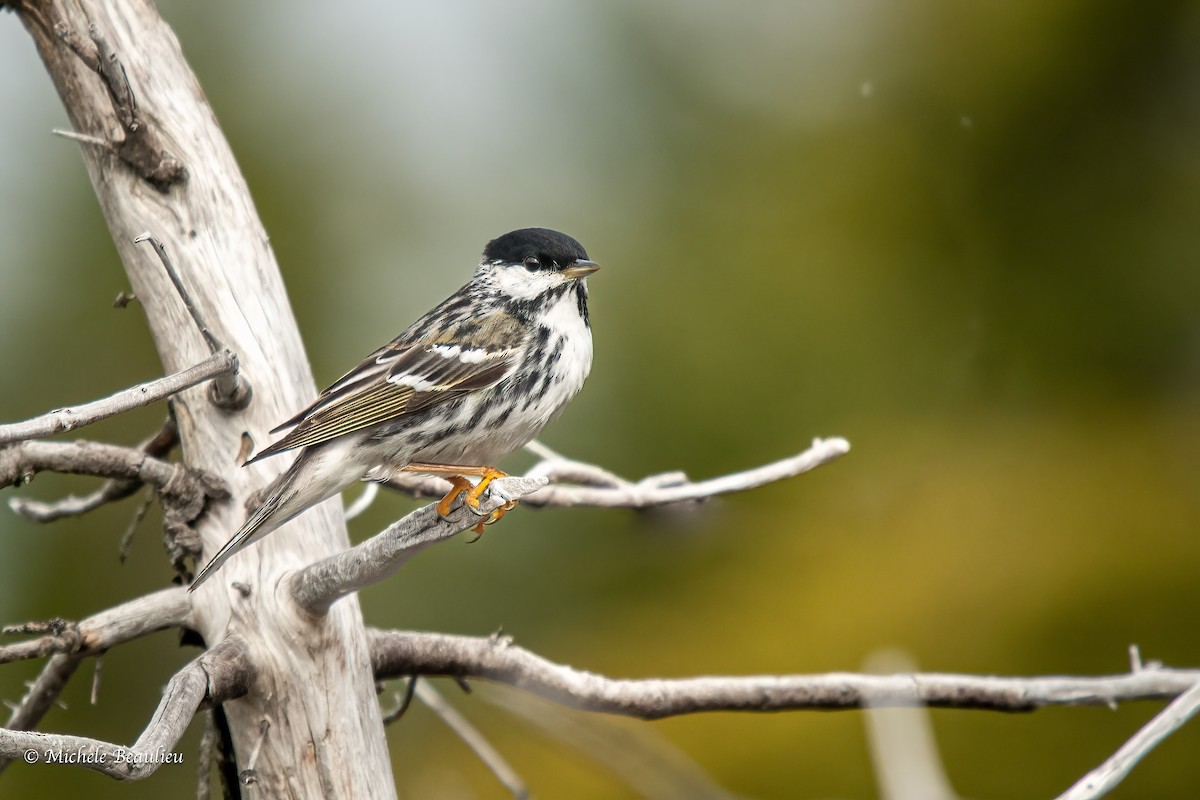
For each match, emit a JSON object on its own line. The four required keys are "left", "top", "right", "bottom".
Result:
{"left": 1056, "top": 681, "right": 1200, "bottom": 800}
{"left": 414, "top": 681, "right": 529, "bottom": 799}
{"left": 52, "top": 127, "right": 109, "bottom": 147}
{"left": 134, "top": 234, "right": 250, "bottom": 410}
{"left": 0, "top": 654, "right": 83, "bottom": 774}
{"left": 0, "top": 587, "right": 192, "bottom": 665}
{"left": 290, "top": 476, "right": 548, "bottom": 616}
{"left": 9, "top": 414, "right": 178, "bottom": 523}
{"left": 1, "top": 439, "right": 176, "bottom": 487}
{"left": 379, "top": 437, "right": 851, "bottom": 510}
{"left": 9, "top": 478, "right": 144, "bottom": 523}
{"left": 370, "top": 630, "right": 1200, "bottom": 719}
{"left": 0, "top": 637, "right": 253, "bottom": 781}
{"left": 2, "top": 440, "right": 228, "bottom": 570}
{"left": 0, "top": 351, "right": 236, "bottom": 445}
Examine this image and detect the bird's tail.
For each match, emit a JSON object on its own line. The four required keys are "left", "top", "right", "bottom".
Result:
{"left": 188, "top": 443, "right": 363, "bottom": 592}
{"left": 188, "top": 472, "right": 295, "bottom": 592}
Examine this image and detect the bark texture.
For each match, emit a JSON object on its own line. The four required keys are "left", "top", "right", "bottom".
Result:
{"left": 9, "top": 1, "right": 395, "bottom": 795}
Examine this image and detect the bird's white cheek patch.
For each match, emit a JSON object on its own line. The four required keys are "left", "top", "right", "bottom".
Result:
{"left": 486, "top": 264, "right": 565, "bottom": 301}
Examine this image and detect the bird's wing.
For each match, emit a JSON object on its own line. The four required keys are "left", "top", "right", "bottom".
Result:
{"left": 248, "top": 313, "right": 523, "bottom": 462}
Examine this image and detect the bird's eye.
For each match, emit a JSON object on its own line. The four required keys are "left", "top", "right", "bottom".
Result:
{"left": 523, "top": 256, "right": 541, "bottom": 271}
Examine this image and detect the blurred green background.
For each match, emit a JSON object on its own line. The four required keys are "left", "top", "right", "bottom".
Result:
{"left": 2, "top": 1, "right": 1199, "bottom": 797}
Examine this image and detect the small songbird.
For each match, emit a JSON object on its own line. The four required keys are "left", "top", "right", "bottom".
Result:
{"left": 189, "top": 228, "right": 599, "bottom": 591}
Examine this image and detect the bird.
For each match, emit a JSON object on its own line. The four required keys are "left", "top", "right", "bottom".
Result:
{"left": 188, "top": 227, "right": 599, "bottom": 591}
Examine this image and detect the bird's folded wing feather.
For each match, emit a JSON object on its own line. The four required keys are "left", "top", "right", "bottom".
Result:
{"left": 249, "top": 329, "right": 520, "bottom": 462}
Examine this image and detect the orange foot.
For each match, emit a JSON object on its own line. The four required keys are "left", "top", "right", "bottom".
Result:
{"left": 401, "top": 463, "right": 510, "bottom": 520}
{"left": 469, "top": 499, "right": 520, "bottom": 539}
{"left": 434, "top": 476, "right": 474, "bottom": 517}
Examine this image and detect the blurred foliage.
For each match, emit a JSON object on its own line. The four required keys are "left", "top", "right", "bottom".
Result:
{"left": 1, "top": 0, "right": 1199, "bottom": 797}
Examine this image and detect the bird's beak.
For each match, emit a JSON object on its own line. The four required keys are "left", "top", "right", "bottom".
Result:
{"left": 561, "top": 259, "right": 600, "bottom": 279}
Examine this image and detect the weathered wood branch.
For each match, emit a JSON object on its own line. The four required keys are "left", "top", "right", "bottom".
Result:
{"left": 0, "top": 351, "right": 237, "bottom": 446}
{"left": 290, "top": 476, "right": 548, "bottom": 615}
{"left": 370, "top": 629, "right": 1200, "bottom": 719}
{"left": 0, "top": 654, "right": 82, "bottom": 775}
{"left": 379, "top": 436, "right": 851, "bottom": 510}
{"left": 7, "top": 418, "right": 178, "bottom": 522}
{"left": 0, "top": 637, "right": 252, "bottom": 780}
{"left": 1057, "top": 681, "right": 1200, "bottom": 800}
{"left": 9, "top": 0, "right": 395, "bottom": 794}
{"left": 0, "top": 587, "right": 191, "bottom": 666}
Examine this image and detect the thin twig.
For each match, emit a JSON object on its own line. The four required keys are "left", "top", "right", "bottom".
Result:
{"left": 134, "top": 235, "right": 249, "bottom": 409}
{"left": 90, "top": 655, "right": 104, "bottom": 706}
{"left": 370, "top": 629, "right": 1200, "bottom": 719}
{"left": 0, "top": 351, "right": 236, "bottom": 445}
{"left": 290, "top": 476, "right": 548, "bottom": 616}
{"left": 134, "top": 234, "right": 221, "bottom": 352}
{"left": 1056, "top": 681, "right": 1200, "bottom": 800}
{"left": 51, "top": 127, "right": 109, "bottom": 147}
{"left": 238, "top": 719, "right": 270, "bottom": 786}
{"left": 0, "top": 654, "right": 83, "bottom": 774}
{"left": 382, "top": 678, "right": 419, "bottom": 726}
{"left": 118, "top": 488, "right": 155, "bottom": 562}
{"left": 414, "top": 681, "right": 529, "bottom": 799}
{"left": 10, "top": 478, "right": 145, "bottom": 523}
{"left": 0, "top": 637, "right": 253, "bottom": 780}
{"left": 380, "top": 437, "right": 850, "bottom": 510}
{"left": 2, "top": 441, "right": 228, "bottom": 569}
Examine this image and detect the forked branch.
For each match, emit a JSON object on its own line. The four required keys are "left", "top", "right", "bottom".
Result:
{"left": 380, "top": 436, "right": 850, "bottom": 510}
{"left": 0, "top": 636, "right": 252, "bottom": 781}
{"left": 0, "top": 587, "right": 191, "bottom": 666}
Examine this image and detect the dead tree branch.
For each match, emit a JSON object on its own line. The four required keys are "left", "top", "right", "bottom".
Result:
{"left": 0, "top": 587, "right": 191, "bottom": 666}
{"left": 1057, "top": 681, "right": 1200, "bottom": 800}
{"left": 0, "top": 636, "right": 253, "bottom": 780}
{"left": 370, "top": 629, "right": 1200, "bottom": 719}
{"left": 1, "top": 440, "right": 228, "bottom": 568}
{"left": 290, "top": 476, "right": 548, "bottom": 615}
{"left": 134, "top": 234, "right": 249, "bottom": 409}
{"left": 379, "top": 436, "right": 851, "bottom": 510}
{"left": 0, "top": 351, "right": 236, "bottom": 445}
{"left": 6, "top": 0, "right": 398, "bottom": 791}
{"left": 8, "top": 418, "right": 178, "bottom": 523}
{"left": 0, "top": 654, "right": 82, "bottom": 774}
{"left": 0, "top": 588, "right": 193, "bottom": 773}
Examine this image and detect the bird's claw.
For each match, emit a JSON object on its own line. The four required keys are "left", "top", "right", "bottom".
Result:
{"left": 467, "top": 499, "right": 519, "bottom": 540}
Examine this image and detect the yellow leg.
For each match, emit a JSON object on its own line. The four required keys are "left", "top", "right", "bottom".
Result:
{"left": 433, "top": 476, "right": 473, "bottom": 517}
{"left": 401, "top": 463, "right": 509, "bottom": 517}
{"left": 465, "top": 467, "right": 507, "bottom": 509}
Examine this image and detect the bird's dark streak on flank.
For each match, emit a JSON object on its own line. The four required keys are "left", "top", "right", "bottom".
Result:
{"left": 529, "top": 339, "right": 566, "bottom": 410}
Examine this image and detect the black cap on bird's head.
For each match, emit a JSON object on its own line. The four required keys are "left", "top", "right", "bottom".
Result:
{"left": 484, "top": 228, "right": 599, "bottom": 278}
